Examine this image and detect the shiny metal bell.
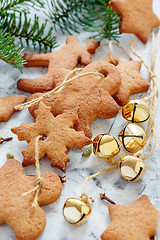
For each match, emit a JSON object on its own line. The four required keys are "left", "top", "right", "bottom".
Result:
{"left": 93, "top": 133, "right": 120, "bottom": 158}
{"left": 122, "top": 100, "right": 150, "bottom": 123}
{"left": 63, "top": 198, "right": 91, "bottom": 225}
{"left": 118, "top": 123, "right": 146, "bottom": 152}
{"left": 119, "top": 155, "right": 146, "bottom": 182}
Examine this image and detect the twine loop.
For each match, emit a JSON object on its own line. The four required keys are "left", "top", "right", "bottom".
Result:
{"left": 130, "top": 29, "right": 160, "bottom": 160}
{"left": 80, "top": 165, "right": 118, "bottom": 205}
{"left": 37, "top": 176, "right": 43, "bottom": 186}
{"left": 80, "top": 30, "right": 159, "bottom": 203}
{"left": 22, "top": 135, "right": 43, "bottom": 207}
{"left": 20, "top": 30, "right": 159, "bottom": 207}
{"left": 106, "top": 157, "right": 119, "bottom": 165}
{"left": 80, "top": 193, "right": 93, "bottom": 206}
{"left": 15, "top": 71, "right": 104, "bottom": 111}
{"left": 149, "top": 71, "right": 156, "bottom": 79}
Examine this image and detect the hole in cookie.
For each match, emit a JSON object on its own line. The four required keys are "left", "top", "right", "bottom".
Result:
{"left": 111, "top": 59, "right": 118, "bottom": 66}
{"left": 39, "top": 135, "right": 47, "bottom": 141}
{"left": 100, "top": 71, "right": 108, "bottom": 78}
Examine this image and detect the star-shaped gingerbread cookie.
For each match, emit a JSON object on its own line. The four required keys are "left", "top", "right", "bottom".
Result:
{"left": 11, "top": 102, "right": 92, "bottom": 172}
{"left": 0, "top": 95, "right": 27, "bottom": 122}
{"left": 0, "top": 159, "right": 62, "bottom": 240}
{"left": 105, "top": 53, "right": 150, "bottom": 106}
{"left": 109, "top": 0, "right": 160, "bottom": 43}
{"left": 17, "top": 35, "right": 99, "bottom": 93}
{"left": 28, "top": 61, "right": 121, "bottom": 138}
{"left": 101, "top": 195, "right": 159, "bottom": 240}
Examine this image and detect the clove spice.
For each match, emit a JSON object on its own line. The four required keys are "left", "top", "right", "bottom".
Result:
{"left": 0, "top": 137, "right": 13, "bottom": 144}
{"left": 100, "top": 193, "right": 116, "bottom": 205}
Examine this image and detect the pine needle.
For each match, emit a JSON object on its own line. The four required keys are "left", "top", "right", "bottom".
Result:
{"left": 0, "top": 31, "right": 26, "bottom": 72}
{"left": 1, "top": 12, "right": 57, "bottom": 52}
{"left": 47, "top": 0, "right": 121, "bottom": 41}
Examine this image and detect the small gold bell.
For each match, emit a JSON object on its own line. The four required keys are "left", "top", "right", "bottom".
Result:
{"left": 118, "top": 123, "right": 146, "bottom": 152}
{"left": 93, "top": 133, "right": 120, "bottom": 158}
{"left": 63, "top": 198, "right": 91, "bottom": 225}
{"left": 119, "top": 155, "right": 146, "bottom": 182}
{"left": 122, "top": 100, "right": 150, "bottom": 123}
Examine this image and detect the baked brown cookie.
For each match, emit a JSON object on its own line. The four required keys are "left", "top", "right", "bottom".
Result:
{"left": 0, "top": 95, "right": 27, "bottom": 122}
{"left": 101, "top": 195, "right": 159, "bottom": 240}
{"left": 0, "top": 159, "right": 62, "bottom": 240}
{"left": 11, "top": 102, "right": 92, "bottom": 172}
{"left": 109, "top": 0, "right": 160, "bottom": 44}
{"left": 17, "top": 35, "right": 99, "bottom": 93}
{"left": 105, "top": 53, "right": 150, "bottom": 106}
{"left": 28, "top": 61, "right": 121, "bottom": 138}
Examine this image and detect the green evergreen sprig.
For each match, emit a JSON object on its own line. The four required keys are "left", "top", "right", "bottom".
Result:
{"left": 47, "top": 0, "right": 121, "bottom": 41}
{"left": 0, "top": 31, "right": 26, "bottom": 72}
{"left": 1, "top": 12, "right": 57, "bottom": 52}
{"left": 0, "top": 0, "right": 44, "bottom": 13}
{"left": 0, "top": 0, "right": 58, "bottom": 71}
{"left": 81, "top": 0, "right": 121, "bottom": 41}
{"left": 46, "top": 0, "right": 84, "bottom": 33}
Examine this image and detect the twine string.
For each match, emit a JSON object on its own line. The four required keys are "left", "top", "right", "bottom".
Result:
{"left": 20, "top": 31, "right": 159, "bottom": 206}
{"left": 14, "top": 71, "right": 104, "bottom": 111}
{"left": 109, "top": 41, "right": 132, "bottom": 60}
{"left": 80, "top": 31, "right": 159, "bottom": 204}
{"left": 80, "top": 165, "right": 118, "bottom": 205}
{"left": 94, "top": 42, "right": 132, "bottom": 62}
{"left": 56, "top": 68, "right": 82, "bottom": 93}
{"left": 130, "top": 30, "right": 160, "bottom": 160}
{"left": 22, "top": 135, "right": 43, "bottom": 207}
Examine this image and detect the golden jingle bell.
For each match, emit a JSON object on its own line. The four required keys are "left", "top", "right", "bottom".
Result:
{"left": 93, "top": 133, "right": 120, "bottom": 158}
{"left": 118, "top": 123, "right": 146, "bottom": 152}
{"left": 119, "top": 155, "right": 146, "bottom": 182}
{"left": 63, "top": 198, "right": 91, "bottom": 225}
{"left": 122, "top": 99, "right": 150, "bottom": 123}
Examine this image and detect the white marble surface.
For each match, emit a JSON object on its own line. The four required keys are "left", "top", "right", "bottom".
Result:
{"left": 0, "top": 1, "right": 160, "bottom": 239}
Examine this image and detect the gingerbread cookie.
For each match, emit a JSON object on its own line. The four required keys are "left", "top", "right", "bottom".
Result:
{"left": 105, "top": 53, "right": 150, "bottom": 105}
{"left": 0, "top": 95, "right": 27, "bottom": 122}
{"left": 17, "top": 35, "right": 99, "bottom": 93}
{"left": 0, "top": 159, "right": 62, "bottom": 240}
{"left": 109, "top": 0, "right": 160, "bottom": 44}
{"left": 101, "top": 195, "right": 159, "bottom": 240}
{"left": 28, "top": 61, "right": 121, "bottom": 138}
{"left": 11, "top": 102, "right": 92, "bottom": 172}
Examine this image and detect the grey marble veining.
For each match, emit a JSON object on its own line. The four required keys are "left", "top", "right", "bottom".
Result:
{"left": 0, "top": 1, "right": 160, "bottom": 239}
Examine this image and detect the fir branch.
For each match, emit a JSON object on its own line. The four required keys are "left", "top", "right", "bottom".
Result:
{"left": 82, "top": 1, "right": 121, "bottom": 41}
{"left": 0, "top": 0, "right": 57, "bottom": 71}
{"left": 0, "top": 0, "right": 44, "bottom": 13}
{"left": 47, "top": 0, "right": 121, "bottom": 41}
{"left": 0, "top": 31, "right": 25, "bottom": 72}
{"left": 0, "top": 12, "right": 57, "bottom": 52}
{"left": 46, "top": 0, "right": 84, "bottom": 33}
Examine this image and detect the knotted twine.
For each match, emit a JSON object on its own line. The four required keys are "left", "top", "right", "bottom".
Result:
{"left": 14, "top": 71, "right": 104, "bottom": 111}
{"left": 22, "top": 135, "right": 43, "bottom": 207}
{"left": 80, "top": 30, "right": 159, "bottom": 205}
{"left": 131, "top": 30, "right": 160, "bottom": 160}
{"left": 18, "top": 30, "right": 159, "bottom": 206}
